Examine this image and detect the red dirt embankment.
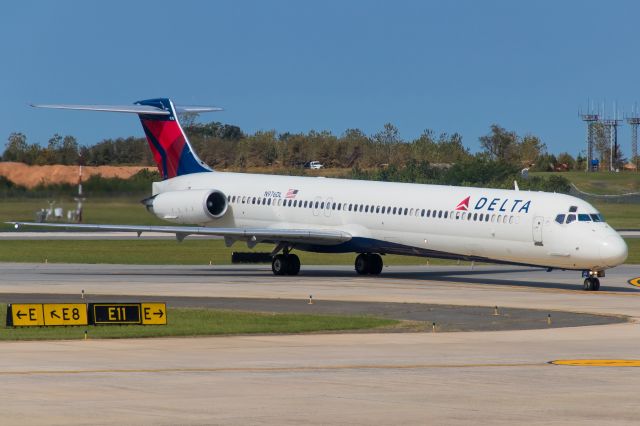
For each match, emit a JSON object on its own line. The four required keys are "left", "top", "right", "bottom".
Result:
{"left": 0, "top": 162, "right": 154, "bottom": 188}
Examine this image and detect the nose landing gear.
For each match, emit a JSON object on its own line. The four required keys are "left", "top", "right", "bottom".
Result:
{"left": 582, "top": 270, "right": 604, "bottom": 291}
{"left": 583, "top": 277, "right": 600, "bottom": 291}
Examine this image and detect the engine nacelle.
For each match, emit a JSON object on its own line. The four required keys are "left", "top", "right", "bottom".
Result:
{"left": 146, "top": 189, "right": 228, "bottom": 224}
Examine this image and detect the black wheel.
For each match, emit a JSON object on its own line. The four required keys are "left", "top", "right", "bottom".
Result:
{"left": 355, "top": 253, "right": 369, "bottom": 275}
{"left": 369, "top": 254, "right": 383, "bottom": 275}
{"left": 272, "top": 254, "right": 288, "bottom": 276}
{"left": 593, "top": 278, "right": 600, "bottom": 291}
{"left": 583, "top": 278, "right": 591, "bottom": 291}
{"left": 286, "top": 254, "right": 300, "bottom": 276}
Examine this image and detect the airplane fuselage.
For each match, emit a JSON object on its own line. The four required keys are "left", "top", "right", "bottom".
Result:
{"left": 151, "top": 171, "right": 628, "bottom": 271}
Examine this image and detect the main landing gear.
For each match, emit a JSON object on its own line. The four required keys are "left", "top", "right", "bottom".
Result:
{"left": 271, "top": 253, "right": 300, "bottom": 276}
{"left": 355, "top": 253, "right": 383, "bottom": 275}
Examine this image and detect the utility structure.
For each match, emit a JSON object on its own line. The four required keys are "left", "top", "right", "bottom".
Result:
{"left": 601, "top": 118, "right": 622, "bottom": 171}
{"left": 580, "top": 112, "right": 599, "bottom": 172}
{"left": 625, "top": 115, "right": 640, "bottom": 171}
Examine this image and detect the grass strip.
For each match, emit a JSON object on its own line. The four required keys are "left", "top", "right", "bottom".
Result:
{"left": 0, "top": 238, "right": 637, "bottom": 265}
{"left": 0, "top": 305, "right": 399, "bottom": 341}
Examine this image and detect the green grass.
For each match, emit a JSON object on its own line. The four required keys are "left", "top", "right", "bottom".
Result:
{"left": 591, "top": 202, "right": 640, "bottom": 229}
{"left": 0, "top": 198, "right": 165, "bottom": 231}
{"left": 0, "top": 238, "right": 636, "bottom": 265}
{"left": 0, "top": 305, "right": 400, "bottom": 341}
{"left": 0, "top": 239, "right": 457, "bottom": 265}
{"left": 533, "top": 171, "right": 640, "bottom": 195}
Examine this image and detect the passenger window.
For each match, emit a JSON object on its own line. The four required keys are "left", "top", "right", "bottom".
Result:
{"left": 566, "top": 214, "right": 576, "bottom": 224}
{"left": 555, "top": 214, "right": 565, "bottom": 224}
{"left": 509, "top": 216, "right": 514, "bottom": 224}
{"left": 426, "top": 210, "right": 431, "bottom": 217}
{"left": 315, "top": 201, "right": 319, "bottom": 208}
{"left": 444, "top": 211, "right": 448, "bottom": 218}
{"left": 473, "top": 213, "right": 478, "bottom": 221}
{"left": 485, "top": 214, "right": 490, "bottom": 222}
{"left": 468, "top": 213, "right": 472, "bottom": 221}
{"left": 479, "top": 213, "right": 483, "bottom": 221}
{"left": 409, "top": 208, "right": 414, "bottom": 216}
{"left": 503, "top": 215, "right": 508, "bottom": 224}
{"left": 420, "top": 209, "right": 425, "bottom": 217}
{"left": 437, "top": 210, "right": 442, "bottom": 218}
{"left": 578, "top": 214, "right": 591, "bottom": 222}
{"left": 404, "top": 208, "right": 408, "bottom": 216}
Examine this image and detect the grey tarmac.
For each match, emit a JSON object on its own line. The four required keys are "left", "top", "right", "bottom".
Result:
{"left": 1, "top": 262, "right": 640, "bottom": 425}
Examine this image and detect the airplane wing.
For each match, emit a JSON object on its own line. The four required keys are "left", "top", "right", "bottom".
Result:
{"left": 7, "top": 222, "right": 351, "bottom": 247}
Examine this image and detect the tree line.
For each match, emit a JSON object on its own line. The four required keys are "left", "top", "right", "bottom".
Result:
{"left": 2, "top": 120, "right": 590, "bottom": 173}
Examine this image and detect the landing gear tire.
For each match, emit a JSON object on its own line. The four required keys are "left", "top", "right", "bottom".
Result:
{"left": 272, "top": 254, "right": 287, "bottom": 276}
{"left": 354, "top": 253, "right": 383, "bottom": 275}
{"left": 271, "top": 253, "right": 300, "bottom": 276}
{"left": 286, "top": 254, "right": 300, "bottom": 276}
{"left": 583, "top": 277, "right": 600, "bottom": 291}
{"left": 369, "top": 254, "right": 383, "bottom": 275}
{"left": 355, "top": 254, "right": 368, "bottom": 275}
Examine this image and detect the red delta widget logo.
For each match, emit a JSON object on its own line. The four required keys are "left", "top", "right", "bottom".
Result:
{"left": 455, "top": 196, "right": 531, "bottom": 213}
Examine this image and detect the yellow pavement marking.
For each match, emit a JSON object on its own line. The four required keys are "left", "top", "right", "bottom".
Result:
{"left": 551, "top": 359, "right": 640, "bottom": 367}
{"left": 0, "top": 362, "right": 546, "bottom": 376}
{"left": 628, "top": 277, "right": 640, "bottom": 288}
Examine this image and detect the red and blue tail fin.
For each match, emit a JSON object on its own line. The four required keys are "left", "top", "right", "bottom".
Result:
{"left": 135, "top": 98, "right": 212, "bottom": 179}
{"left": 31, "top": 98, "right": 221, "bottom": 180}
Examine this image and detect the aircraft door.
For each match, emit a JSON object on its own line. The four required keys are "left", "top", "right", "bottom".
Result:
{"left": 533, "top": 216, "right": 543, "bottom": 245}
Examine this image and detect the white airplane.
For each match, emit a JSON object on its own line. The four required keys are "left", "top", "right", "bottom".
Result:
{"left": 10, "top": 98, "right": 628, "bottom": 291}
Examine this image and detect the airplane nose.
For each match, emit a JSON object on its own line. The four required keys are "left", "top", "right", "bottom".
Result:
{"left": 600, "top": 235, "right": 628, "bottom": 267}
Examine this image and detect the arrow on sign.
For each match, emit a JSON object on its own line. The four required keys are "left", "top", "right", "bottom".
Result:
{"left": 154, "top": 310, "right": 164, "bottom": 318}
{"left": 50, "top": 310, "right": 61, "bottom": 319}
{"left": 16, "top": 310, "right": 26, "bottom": 319}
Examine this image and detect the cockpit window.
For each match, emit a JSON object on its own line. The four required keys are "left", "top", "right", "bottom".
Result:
{"left": 569, "top": 206, "right": 578, "bottom": 212}
{"left": 590, "top": 214, "right": 603, "bottom": 222}
{"left": 566, "top": 214, "right": 576, "bottom": 224}
{"left": 578, "top": 214, "right": 591, "bottom": 222}
{"left": 555, "top": 214, "right": 566, "bottom": 224}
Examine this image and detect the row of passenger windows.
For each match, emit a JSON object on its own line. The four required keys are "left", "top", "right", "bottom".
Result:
{"left": 227, "top": 195, "right": 520, "bottom": 225}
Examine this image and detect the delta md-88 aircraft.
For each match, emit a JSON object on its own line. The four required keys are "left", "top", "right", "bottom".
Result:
{"left": 11, "top": 98, "right": 628, "bottom": 291}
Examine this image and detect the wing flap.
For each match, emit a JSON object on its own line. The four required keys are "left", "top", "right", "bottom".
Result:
{"left": 7, "top": 222, "right": 351, "bottom": 246}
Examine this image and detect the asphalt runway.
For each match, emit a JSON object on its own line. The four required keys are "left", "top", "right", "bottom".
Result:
{"left": 2, "top": 262, "right": 640, "bottom": 425}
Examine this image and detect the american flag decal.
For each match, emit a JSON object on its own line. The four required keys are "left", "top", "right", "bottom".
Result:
{"left": 285, "top": 189, "right": 299, "bottom": 199}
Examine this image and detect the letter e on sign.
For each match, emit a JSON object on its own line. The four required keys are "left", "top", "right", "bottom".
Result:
{"left": 141, "top": 303, "right": 167, "bottom": 325}
{"left": 43, "top": 303, "right": 88, "bottom": 326}
{"left": 9, "top": 303, "right": 44, "bottom": 326}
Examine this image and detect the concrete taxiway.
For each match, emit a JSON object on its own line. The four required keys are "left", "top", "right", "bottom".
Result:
{"left": 1, "top": 263, "right": 640, "bottom": 425}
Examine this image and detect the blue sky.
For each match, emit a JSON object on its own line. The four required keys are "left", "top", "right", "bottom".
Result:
{"left": 2, "top": 0, "right": 640, "bottom": 157}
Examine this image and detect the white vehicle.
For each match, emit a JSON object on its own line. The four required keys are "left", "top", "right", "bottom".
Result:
{"left": 307, "top": 161, "right": 323, "bottom": 169}
{"left": 12, "top": 98, "right": 627, "bottom": 291}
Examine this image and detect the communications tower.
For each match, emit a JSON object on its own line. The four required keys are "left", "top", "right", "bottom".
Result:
{"left": 626, "top": 115, "right": 640, "bottom": 171}
{"left": 580, "top": 112, "right": 599, "bottom": 172}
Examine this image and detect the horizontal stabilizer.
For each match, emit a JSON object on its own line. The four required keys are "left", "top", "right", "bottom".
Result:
{"left": 31, "top": 104, "right": 223, "bottom": 115}
{"left": 31, "top": 104, "right": 170, "bottom": 115}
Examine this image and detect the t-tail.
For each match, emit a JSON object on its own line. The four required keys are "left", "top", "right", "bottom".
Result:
{"left": 31, "top": 98, "right": 222, "bottom": 180}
